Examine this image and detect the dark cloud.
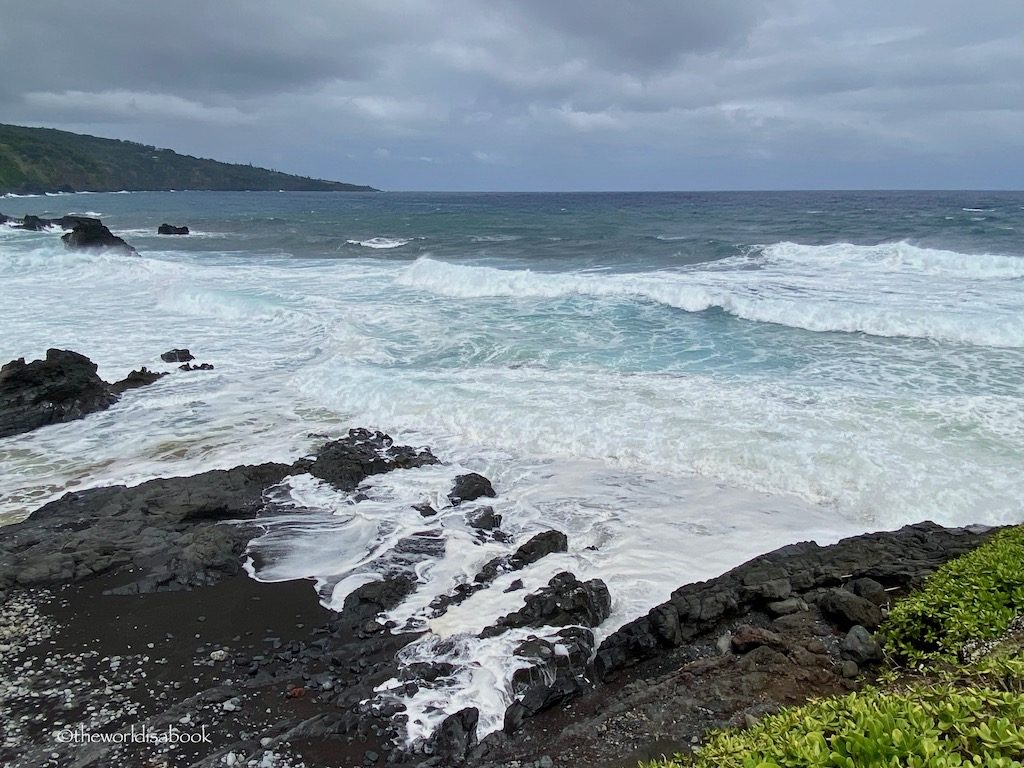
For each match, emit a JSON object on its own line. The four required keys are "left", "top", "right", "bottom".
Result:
{"left": 0, "top": 0, "right": 1020, "bottom": 189}
{"left": 512, "top": 0, "right": 770, "bottom": 69}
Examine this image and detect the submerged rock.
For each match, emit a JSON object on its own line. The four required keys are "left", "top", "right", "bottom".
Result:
{"left": 508, "top": 529, "right": 568, "bottom": 567}
{"left": 0, "top": 349, "right": 117, "bottom": 438}
{"left": 61, "top": 221, "right": 138, "bottom": 256}
{"left": 429, "top": 529, "right": 569, "bottom": 617}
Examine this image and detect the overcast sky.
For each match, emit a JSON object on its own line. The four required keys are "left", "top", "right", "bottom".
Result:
{"left": 1, "top": 0, "right": 1021, "bottom": 190}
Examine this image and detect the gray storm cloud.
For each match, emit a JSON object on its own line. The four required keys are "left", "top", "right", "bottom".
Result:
{"left": 0, "top": 0, "right": 1020, "bottom": 189}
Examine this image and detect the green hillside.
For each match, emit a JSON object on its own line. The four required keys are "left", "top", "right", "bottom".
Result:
{"left": 0, "top": 123, "right": 376, "bottom": 194}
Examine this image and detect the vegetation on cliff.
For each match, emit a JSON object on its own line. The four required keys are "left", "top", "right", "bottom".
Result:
{"left": 645, "top": 526, "right": 1024, "bottom": 768}
{"left": 0, "top": 123, "right": 375, "bottom": 194}
{"left": 883, "top": 526, "right": 1024, "bottom": 666}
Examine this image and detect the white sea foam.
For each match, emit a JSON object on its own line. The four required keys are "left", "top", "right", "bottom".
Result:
{"left": 347, "top": 237, "right": 412, "bottom": 249}
{"left": 396, "top": 243, "right": 1024, "bottom": 347}
{"left": 250, "top": 453, "right": 858, "bottom": 743}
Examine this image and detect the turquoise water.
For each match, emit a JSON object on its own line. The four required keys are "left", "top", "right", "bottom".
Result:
{"left": 2, "top": 189, "right": 1022, "bottom": 738}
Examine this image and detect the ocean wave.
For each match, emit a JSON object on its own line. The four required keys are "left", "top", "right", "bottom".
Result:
{"left": 0, "top": 244, "right": 185, "bottom": 278}
{"left": 347, "top": 237, "right": 412, "bottom": 249}
{"left": 759, "top": 241, "right": 1024, "bottom": 279}
{"left": 396, "top": 244, "right": 1024, "bottom": 347}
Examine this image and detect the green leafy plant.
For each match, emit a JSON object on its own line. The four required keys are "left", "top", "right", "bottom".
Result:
{"left": 644, "top": 683, "right": 1024, "bottom": 768}
{"left": 881, "top": 527, "right": 1024, "bottom": 665}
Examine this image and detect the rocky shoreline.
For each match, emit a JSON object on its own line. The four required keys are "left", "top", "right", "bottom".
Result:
{"left": 0, "top": 444, "right": 994, "bottom": 766}
{"left": 0, "top": 351, "right": 1001, "bottom": 767}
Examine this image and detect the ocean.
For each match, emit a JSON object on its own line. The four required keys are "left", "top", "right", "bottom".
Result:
{"left": 1, "top": 189, "right": 1022, "bottom": 737}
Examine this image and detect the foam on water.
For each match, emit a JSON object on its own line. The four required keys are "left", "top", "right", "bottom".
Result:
{"left": 249, "top": 452, "right": 858, "bottom": 742}
{"left": 347, "top": 237, "right": 412, "bottom": 249}
{"left": 397, "top": 243, "right": 1024, "bottom": 347}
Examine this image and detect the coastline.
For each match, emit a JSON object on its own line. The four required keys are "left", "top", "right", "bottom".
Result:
{"left": 0, "top": 424, "right": 997, "bottom": 767}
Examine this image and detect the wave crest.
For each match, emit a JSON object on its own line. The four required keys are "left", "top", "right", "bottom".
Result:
{"left": 396, "top": 242, "right": 1024, "bottom": 347}
{"left": 347, "top": 237, "right": 412, "bottom": 249}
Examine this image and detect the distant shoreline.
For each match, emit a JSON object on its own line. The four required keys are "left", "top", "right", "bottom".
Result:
{"left": 2, "top": 187, "right": 380, "bottom": 197}
{"left": 0, "top": 122, "right": 377, "bottom": 196}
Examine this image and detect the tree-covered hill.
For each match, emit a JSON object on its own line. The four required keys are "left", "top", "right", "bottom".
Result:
{"left": 0, "top": 123, "right": 376, "bottom": 194}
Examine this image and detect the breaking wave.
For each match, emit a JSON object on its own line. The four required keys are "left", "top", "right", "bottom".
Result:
{"left": 397, "top": 242, "right": 1024, "bottom": 347}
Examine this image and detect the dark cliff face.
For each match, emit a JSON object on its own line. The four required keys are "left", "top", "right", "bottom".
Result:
{"left": 0, "top": 122, "right": 377, "bottom": 194}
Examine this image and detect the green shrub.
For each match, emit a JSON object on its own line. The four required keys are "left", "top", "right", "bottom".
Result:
{"left": 645, "top": 684, "right": 1024, "bottom": 768}
{"left": 881, "top": 527, "right": 1024, "bottom": 665}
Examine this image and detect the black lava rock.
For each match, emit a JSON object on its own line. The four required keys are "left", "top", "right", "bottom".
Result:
{"left": 466, "top": 506, "right": 502, "bottom": 531}
{"left": 504, "top": 626, "right": 596, "bottom": 728}
{"left": 840, "top": 625, "right": 884, "bottom": 666}
{"left": 61, "top": 221, "right": 138, "bottom": 256}
{"left": 429, "top": 707, "right": 479, "bottom": 764}
{"left": 158, "top": 223, "right": 190, "bottom": 235}
{"left": 594, "top": 522, "right": 990, "bottom": 680}
{"left": 814, "top": 588, "right": 884, "bottom": 631}
{"left": 16, "top": 214, "right": 49, "bottom": 231}
{"left": 0, "top": 349, "right": 117, "bottom": 438}
{"left": 307, "top": 428, "right": 438, "bottom": 491}
{"left": 481, "top": 572, "right": 611, "bottom": 637}
{"left": 448, "top": 473, "right": 496, "bottom": 505}
{"left": 161, "top": 348, "right": 195, "bottom": 363}
{"left": 110, "top": 367, "right": 168, "bottom": 395}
